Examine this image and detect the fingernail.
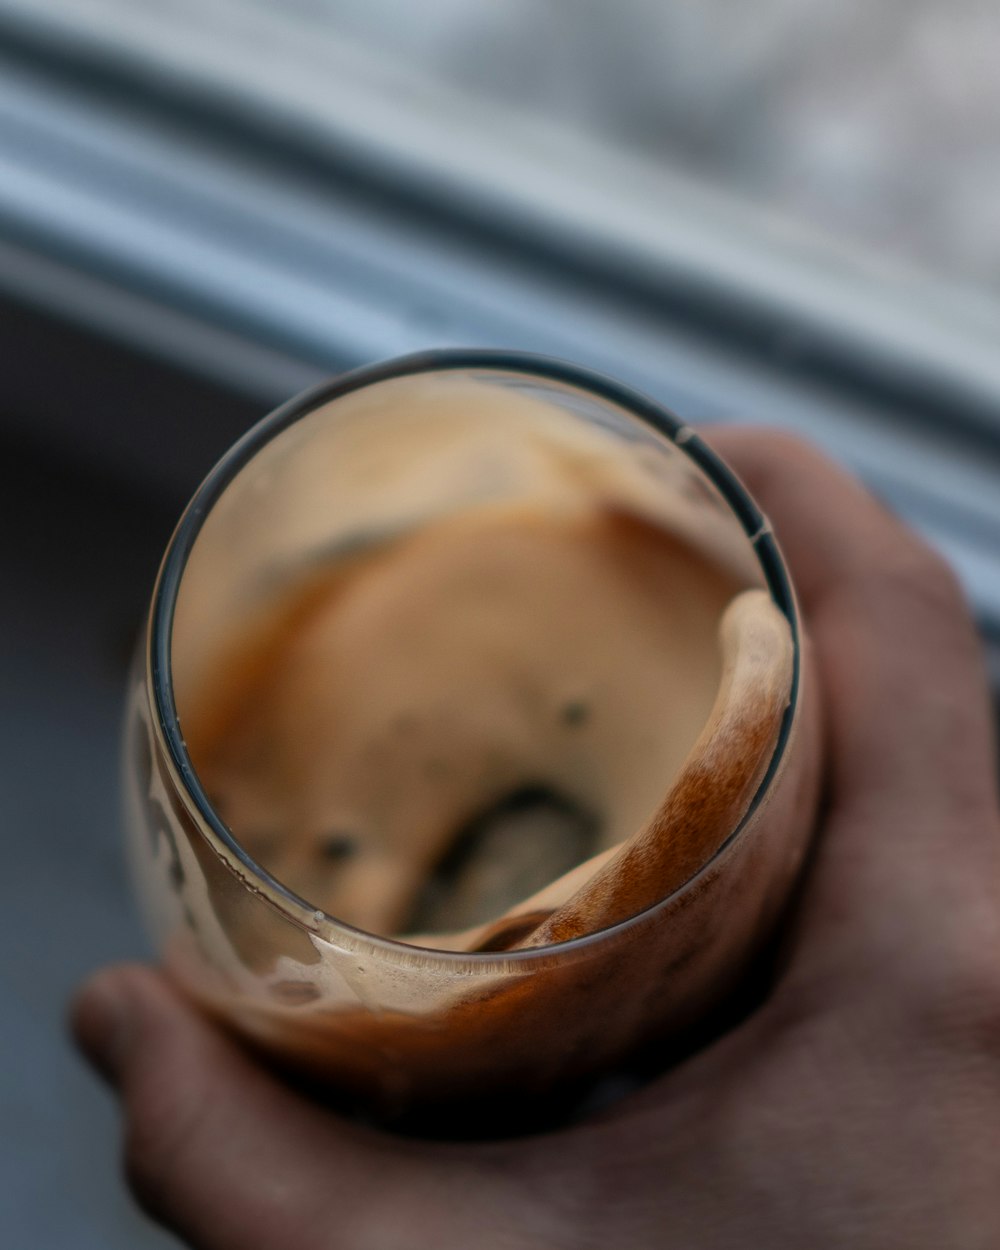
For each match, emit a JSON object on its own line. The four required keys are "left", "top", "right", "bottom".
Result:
{"left": 71, "top": 976, "right": 133, "bottom": 1085}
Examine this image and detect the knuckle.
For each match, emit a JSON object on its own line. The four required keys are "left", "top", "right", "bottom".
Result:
{"left": 909, "top": 935, "right": 1000, "bottom": 1052}
{"left": 742, "top": 429, "right": 830, "bottom": 488}
{"left": 928, "top": 989, "right": 1000, "bottom": 1057}
{"left": 860, "top": 535, "right": 967, "bottom": 624}
{"left": 900, "top": 538, "right": 963, "bottom": 600}
{"left": 760, "top": 429, "right": 825, "bottom": 470}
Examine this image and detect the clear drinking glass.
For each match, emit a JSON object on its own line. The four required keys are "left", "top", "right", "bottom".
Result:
{"left": 123, "top": 351, "right": 819, "bottom": 1126}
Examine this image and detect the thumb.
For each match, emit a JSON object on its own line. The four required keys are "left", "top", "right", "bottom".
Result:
{"left": 70, "top": 964, "right": 399, "bottom": 1248}
{"left": 70, "top": 965, "right": 560, "bottom": 1250}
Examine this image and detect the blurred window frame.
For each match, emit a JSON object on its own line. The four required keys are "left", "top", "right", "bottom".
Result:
{"left": 0, "top": 0, "right": 998, "bottom": 682}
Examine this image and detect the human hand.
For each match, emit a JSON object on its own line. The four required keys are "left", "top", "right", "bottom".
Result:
{"left": 72, "top": 430, "right": 1000, "bottom": 1250}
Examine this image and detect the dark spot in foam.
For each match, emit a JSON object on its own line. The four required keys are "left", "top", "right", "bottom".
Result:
{"left": 320, "top": 831, "right": 359, "bottom": 863}
{"left": 561, "top": 700, "right": 590, "bottom": 727}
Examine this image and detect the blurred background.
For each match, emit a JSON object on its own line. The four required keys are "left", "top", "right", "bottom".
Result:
{"left": 2, "top": 2, "right": 999, "bottom": 1245}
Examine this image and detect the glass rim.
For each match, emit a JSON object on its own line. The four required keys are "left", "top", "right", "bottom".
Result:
{"left": 148, "top": 348, "right": 801, "bottom": 969}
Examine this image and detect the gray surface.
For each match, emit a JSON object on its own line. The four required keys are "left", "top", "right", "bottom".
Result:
{"left": 0, "top": 444, "right": 178, "bottom": 1247}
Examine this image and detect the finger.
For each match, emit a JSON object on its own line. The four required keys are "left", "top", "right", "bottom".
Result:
{"left": 70, "top": 965, "right": 552, "bottom": 1250}
{"left": 702, "top": 427, "right": 997, "bottom": 819}
{"left": 72, "top": 964, "right": 380, "bottom": 1248}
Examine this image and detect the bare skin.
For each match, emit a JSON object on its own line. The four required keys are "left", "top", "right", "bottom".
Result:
{"left": 71, "top": 429, "right": 1000, "bottom": 1250}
